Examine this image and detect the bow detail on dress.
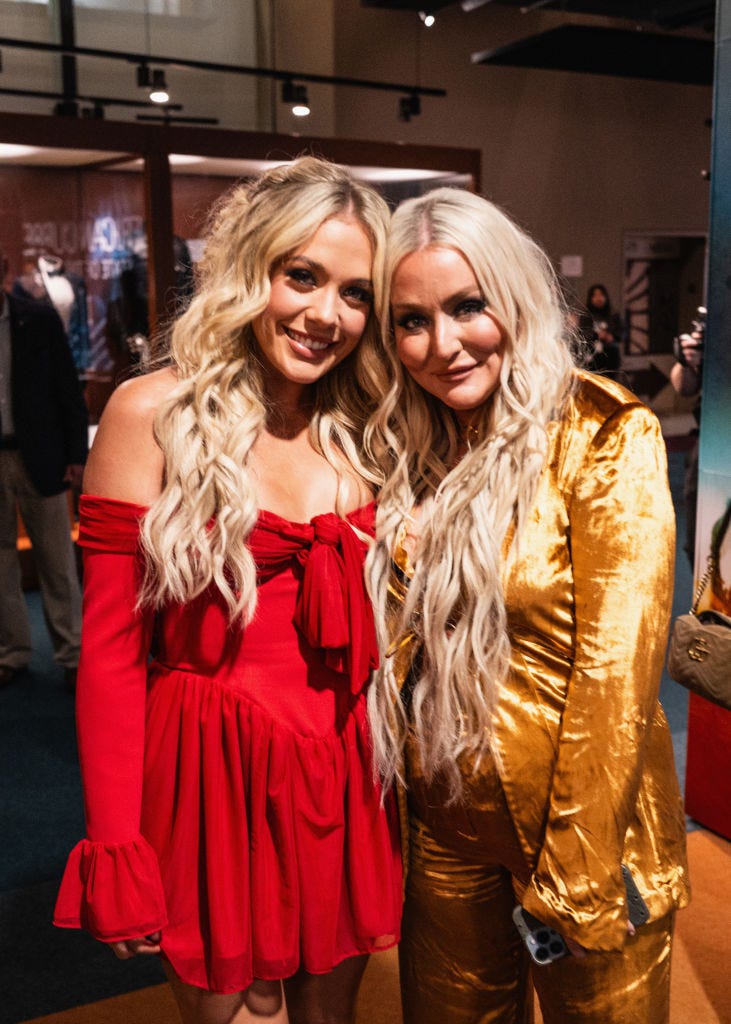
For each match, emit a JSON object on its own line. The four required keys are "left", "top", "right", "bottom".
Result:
{"left": 252, "top": 509, "right": 379, "bottom": 694}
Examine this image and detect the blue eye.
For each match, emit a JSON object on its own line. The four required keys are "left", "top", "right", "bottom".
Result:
{"left": 395, "top": 313, "right": 427, "bottom": 331}
{"left": 344, "top": 285, "right": 373, "bottom": 305}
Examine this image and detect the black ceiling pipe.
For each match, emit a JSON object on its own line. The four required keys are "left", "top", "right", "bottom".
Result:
{"left": 55, "top": 0, "right": 79, "bottom": 117}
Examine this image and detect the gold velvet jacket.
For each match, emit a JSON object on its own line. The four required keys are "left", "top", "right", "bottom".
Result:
{"left": 388, "top": 371, "right": 690, "bottom": 952}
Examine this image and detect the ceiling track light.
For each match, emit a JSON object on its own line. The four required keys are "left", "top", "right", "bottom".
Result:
{"left": 0, "top": 37, "right": 446, "bottom": 122}
{"left": 0, "top": 37, "right": 446, "bottom": 102}
{"left": 148, "top": 67, "right": 169, "bottom": 104}
{"left": 398, "top": 92, "right": 421, "bottom": 122}
{"left": 81, "top": 100, "right": 105, "bottom": 119}
{"left": 137, "top": 62, "right": 169, "bottom": 103}
{"left": 418, "top": 10, "right": 436, "bottom": 27}
{"left": 281, "top": 78, "right": 310, "bottom": 117}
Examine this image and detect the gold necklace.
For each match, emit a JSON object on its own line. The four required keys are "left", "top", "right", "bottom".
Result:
{"left": 459, "top": 421, "right": 480, "bottom": 448}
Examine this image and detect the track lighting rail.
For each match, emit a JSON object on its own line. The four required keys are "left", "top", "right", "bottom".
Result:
{"left": 0, "top": 85, "right": 182, "bottom": 112}
{"left": 0, "top": 36, "right": 446, "bottom": 99}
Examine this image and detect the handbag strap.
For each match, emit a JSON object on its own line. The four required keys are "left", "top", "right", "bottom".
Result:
{"left": 691, "top": 500, "right": 731, "bottom": 614}
{"left": 710, "top": 500, "right": 731, "bottom": 561}
{"left": 691, "top": 559, "right": 714, "bottom": 614}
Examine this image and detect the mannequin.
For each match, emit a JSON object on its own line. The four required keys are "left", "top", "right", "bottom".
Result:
{"left": 38, "top": 255, "right": 76, "bottom": 333}
{"left": 14, "top": 259, "right": 46, "bottom": 301}
{"left": 105, "top": 233, "right": 195, "bottom": 371}
{"left": 12, "top": 255, "right": 90, "bottom": 372}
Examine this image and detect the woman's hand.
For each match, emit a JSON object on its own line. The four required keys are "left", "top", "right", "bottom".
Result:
{"left": 109, "top": 932, "right": 162, "bottom": 959}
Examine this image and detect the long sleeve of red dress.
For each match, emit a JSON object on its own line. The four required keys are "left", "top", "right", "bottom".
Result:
{"left": 54, "top": 496, "right": 168, "bottom": 942}
{"left": 54, "top": 495, "right": 401, "bottom": 992}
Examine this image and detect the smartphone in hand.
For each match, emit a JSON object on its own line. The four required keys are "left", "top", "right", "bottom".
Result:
{"left": 621, "top": 864, "right": 650, "bottom": 928}
{"left": 512, "top": 906, "right": 569, "bottom": 965}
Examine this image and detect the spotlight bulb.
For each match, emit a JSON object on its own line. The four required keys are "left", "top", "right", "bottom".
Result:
{"left": 419, "top": 10, "right": 435, "bottom": 26}
{"left": 282, "top": 80, "right": 310, "bottom": 117}
{"left": 148, "top": 68, "right": 169, "bottom": 103}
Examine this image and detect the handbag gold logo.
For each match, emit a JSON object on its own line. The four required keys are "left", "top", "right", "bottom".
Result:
{"left": 688, "top": 634, "right": 711, "bottom": 662}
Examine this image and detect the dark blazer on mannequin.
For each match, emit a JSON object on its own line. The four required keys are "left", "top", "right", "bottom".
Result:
{"left": 6, "top": 291, "right": 89, "bottom": 496}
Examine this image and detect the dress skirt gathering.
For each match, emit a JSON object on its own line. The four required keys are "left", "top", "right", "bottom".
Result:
{"left": 54, "top": 496, "right": 402, "bottom": 994}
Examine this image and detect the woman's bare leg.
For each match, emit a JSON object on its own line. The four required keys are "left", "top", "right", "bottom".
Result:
{"left": 283, "top": 954, "right": 369, "bottom": 1024}
{"left": 163, "top": 958, "right": 283, "bottom": 1024}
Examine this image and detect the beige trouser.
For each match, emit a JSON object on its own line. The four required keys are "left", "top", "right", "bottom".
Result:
{"left": 0, "top": 450, "right": 81, "bottom": 671}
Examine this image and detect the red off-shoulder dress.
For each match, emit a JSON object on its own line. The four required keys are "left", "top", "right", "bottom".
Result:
{"left": 54, "top": 495, "right": 402, "bottom": 994}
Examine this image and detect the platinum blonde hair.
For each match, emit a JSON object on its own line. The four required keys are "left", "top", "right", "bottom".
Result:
{"left": 139, "top": 156, "right": 391, "bottom": 622}
{"left": 365, "top": 187, "right": 576, "bottom": 796}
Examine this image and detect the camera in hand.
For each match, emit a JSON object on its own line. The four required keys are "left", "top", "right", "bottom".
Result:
{"left": 673, "top": 305, "right": 706, "bottom": 366}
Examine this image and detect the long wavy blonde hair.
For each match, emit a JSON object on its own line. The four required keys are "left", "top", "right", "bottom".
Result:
{"left": 365, "top": 187, "right": 576, "bottom": 796}
{"left": 138, "top": 157, "right": 390, "bottom": 623}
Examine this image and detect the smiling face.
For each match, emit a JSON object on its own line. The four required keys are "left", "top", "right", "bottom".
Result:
{"left": 252, "top": 215, "right": 374, "bottom": 401}
{"left": 390, "top": 245, "right": 505, "bottom": 423}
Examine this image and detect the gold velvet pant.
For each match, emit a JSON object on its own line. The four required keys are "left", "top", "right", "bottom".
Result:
{"left": 400, "top": 743, "right": 675, "bottom": 1024}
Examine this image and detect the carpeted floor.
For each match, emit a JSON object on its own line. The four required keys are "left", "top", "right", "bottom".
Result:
{"left": 16, "top": 830, "right": 731, "bottom": 1024}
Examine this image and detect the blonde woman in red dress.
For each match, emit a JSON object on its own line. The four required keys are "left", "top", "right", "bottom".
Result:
{"left": 54, "top": 158, "right": 401, "bottom": 1024}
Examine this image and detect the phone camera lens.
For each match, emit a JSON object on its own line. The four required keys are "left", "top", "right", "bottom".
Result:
{"left": 549, "top": 941, "right": 563, "bottom": 954}
{"left": 536, "top": 929, "right": 550, "bottom": 943}
{"left": 535, "top": 946, "right": 549, "bottom": 961}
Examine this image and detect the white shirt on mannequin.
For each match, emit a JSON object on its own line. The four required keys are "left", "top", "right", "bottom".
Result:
{"left": 38, "top": 255, "right": 75, "bottom": 333}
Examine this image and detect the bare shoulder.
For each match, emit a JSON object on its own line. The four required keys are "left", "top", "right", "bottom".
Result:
{"left": 110, "top": 367, "right": 179, "bottom": 414}
{"left": 83, "top": 368, "right": 178, "bottom": 503}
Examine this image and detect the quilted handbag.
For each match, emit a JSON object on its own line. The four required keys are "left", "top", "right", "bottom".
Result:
{"left": 667, "top": 502, "right": 731, "bottom": 711}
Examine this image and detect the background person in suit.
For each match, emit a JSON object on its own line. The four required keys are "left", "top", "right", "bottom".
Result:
{"left": 0, "top": 244, "right": 89, "bottom": 690}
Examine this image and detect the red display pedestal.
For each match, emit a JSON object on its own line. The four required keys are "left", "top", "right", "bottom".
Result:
{"left": 685, "top": 692, "right": 731, "bottom": 839}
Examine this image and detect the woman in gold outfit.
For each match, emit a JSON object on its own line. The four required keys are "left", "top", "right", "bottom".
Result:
{"left": 365, "top": 188, "right": 690, "bottom": 1024}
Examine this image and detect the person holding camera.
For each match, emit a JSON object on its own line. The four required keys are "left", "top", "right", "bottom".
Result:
{"left": 670, "top": 308, "right": 705, "bottom": 565}
{"left": 670, "top": 312, "right": 704, "bottom": 396}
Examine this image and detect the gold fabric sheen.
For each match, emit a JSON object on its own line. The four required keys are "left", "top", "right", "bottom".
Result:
{"left": 400, "top": 814, "right": 674, "bottom": 1024}
{"left": 385, "top": 372, "right": 689, "bottom": 1020}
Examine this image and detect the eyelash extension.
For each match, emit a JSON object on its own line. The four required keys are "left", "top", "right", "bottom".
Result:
{"left": 455, "top": 297, "right": 487, "bottom": 315}
{"left": 347, "top": 286, "right": 374, "bottom": 304}
{"left": 285, "top": 267, "right": 372, "bottom": 306}
{"left": 285, "top": 266, "right": 314, "bottom": 283}
{"left": 395, "top": 313, "right": 425, "bottom": 330}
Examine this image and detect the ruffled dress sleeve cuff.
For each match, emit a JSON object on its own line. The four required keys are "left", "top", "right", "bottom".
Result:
{"left": 54, "top": 833, "right": 168, "bottom": 942}
{"left": 53, "top": 494, "right": 165, "bottom": 943}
